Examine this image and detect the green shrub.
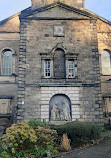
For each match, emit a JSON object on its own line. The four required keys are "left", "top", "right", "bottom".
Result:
{"left": 1, "top": 122, "right": 58, "bottom": 158}
{"left": 49, "top": 121, "right": 102, "bottom": 147}
{"left": 1, "top": 148, "right": 47, "bottom": 158}
{"left": 27, "top": 120, "right": 47, "bottom": 129}
{"left": 35, "top": 126, "right": 58, "bottom": 155}
{"left": 2, "top": 122, "right": 37, "bottom": 154}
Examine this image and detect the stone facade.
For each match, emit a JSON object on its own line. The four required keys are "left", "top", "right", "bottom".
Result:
{"left": 97, "top": 20, "right": 111, "bottom": 119}
{"left": 31, "top": 0, "right": 85, "bottom": 9}
{"left": 0, "top": 0, "right": 111, "bottom": 127}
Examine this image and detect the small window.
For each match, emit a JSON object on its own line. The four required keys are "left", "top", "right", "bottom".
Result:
{"left": 68, "top": 60, "right": 75, "bottom": 78}
{"left": 1, "top": 103, "right": 7, "bottom": 114}
{"left": 0, "top": 99, "right": 11, "bottom": 114}
{"left": 44, "top": 60, "right": 51, "bottom": 78}
{"left": 2, "top": 50, "right": 12, "bottom": 75}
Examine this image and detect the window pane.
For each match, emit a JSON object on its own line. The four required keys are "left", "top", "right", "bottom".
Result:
{"left": 2, "top": 103, "right": 7, "bottom": 114}
{"left": 68, "top": 60, "right": 75, "bottom": 78}
{"left": 45, "top": 60, "right": 51, "bottom": 77}
{"left": 2, "top": 50, "right": 12, "bottom": 75}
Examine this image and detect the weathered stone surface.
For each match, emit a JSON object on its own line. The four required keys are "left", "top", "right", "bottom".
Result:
{"left": 0, "top": 0, "right": 111, "bottom": 126}
{"left": 31, "top": 0, "right": 85, "bottom": 9}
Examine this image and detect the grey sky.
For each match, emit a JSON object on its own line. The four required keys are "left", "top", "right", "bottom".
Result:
{"left": 0, "top": 0, "right": 111, "bottom": 21}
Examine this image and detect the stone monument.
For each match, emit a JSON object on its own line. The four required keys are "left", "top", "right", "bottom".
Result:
{"left": 50, "top": 95, "right": 71, "bottom": 121}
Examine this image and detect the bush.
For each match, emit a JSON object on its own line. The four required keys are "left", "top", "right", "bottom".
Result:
{"left": 49, "top": 121, "right": 102, "bottom": 147}
{"left": 35, "top": 126, "right": 58, "bottom": 155}
{"left": 2, "top": 123, "right": 37, "bottom": 154}
{"left": 27, "top": 120, "right": 47, "bottom": 129}
{"left": 1, "top": 122, "right": 58, "bottom": 158}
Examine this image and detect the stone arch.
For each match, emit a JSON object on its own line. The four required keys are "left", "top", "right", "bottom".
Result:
{"left": 101, "top": 49, "right": 111, "bottom": 75}
{"left": 51, "top": 43, "right": 67, "bottom": 55}
{"left": 0, "top": 47, "right": 16, "bottom": 55}
{"left": 49, "top": 94, "right": 72, "bottom": 121}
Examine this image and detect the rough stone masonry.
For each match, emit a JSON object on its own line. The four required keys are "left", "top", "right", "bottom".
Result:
{"left": 0, "top": 0, "right": 111, "bottom": 127}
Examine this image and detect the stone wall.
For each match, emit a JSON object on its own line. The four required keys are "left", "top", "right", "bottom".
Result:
{"left": 41, "top": 86, "right": 80, "bottom": 122}
{"left": 31, "top": 0, "right": 85, "bottom": 9}
{"left": 0, "top": 31, "right": 19, "bottom": 126}
{"left": 97, "top": 20, "right": 111, "bottom": 118}
{"left": 18, "top": 12, "right": 103, "bottom": 124}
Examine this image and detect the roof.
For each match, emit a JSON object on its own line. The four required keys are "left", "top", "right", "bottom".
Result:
{"left": 0, "top": 7, "right": 31, "bottom": 33}
{"left": 83, "top": 8, "right": 111, "bottom": 25}
{"left": 0, "top": 2, "right": 110, "bottom": 33}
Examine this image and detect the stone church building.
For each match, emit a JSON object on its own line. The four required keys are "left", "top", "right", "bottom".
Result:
{"left": 0, "top": 0, "right": 111, "bottom": 127}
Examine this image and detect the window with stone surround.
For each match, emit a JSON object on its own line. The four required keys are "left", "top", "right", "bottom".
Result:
{"left": 68, "top": 60, "right": 75, "bottom": 78}
{"left": 1, "top": 50, "right": 12, "bottom": 76}
{"left": 44, "top": 60, "right": 51, "bottom": 78}
{"left": 40, "top": 45, "right": 78, "bottom": 79}
{"left": 101, "top": 49, "right": 111, "bottom": 75}
{"left": 0, "top": 99, "right": 11, "bottom": 114}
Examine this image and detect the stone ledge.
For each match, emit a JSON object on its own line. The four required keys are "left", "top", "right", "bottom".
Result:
{"left": 38, "top": 83, "right": 82, "bottom": 86}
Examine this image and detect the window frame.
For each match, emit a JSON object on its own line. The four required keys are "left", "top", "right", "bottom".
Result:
{"left": 68, "top": 60, "right": 75, "bottom": 78}
{"left": 0, "top": 99, "right": 11, "bottom": 114}
{"left": 1, "top": 49, "right": 13, "bottom": 76}
{"left": 101, "top": 49, "right": 111, "bottom": 75}
{"left": 44, "top": 60, "right": 51, "bottom": 78}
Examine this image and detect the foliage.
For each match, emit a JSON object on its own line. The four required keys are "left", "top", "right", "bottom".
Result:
{"left": 35, "top": 126, "right": 58, "bottom": 155}
{"left": 0, "top": 148, "right": 47, "bottom": 158}
{"left": 104, "top": 121, "right": 111, "bottom": 131}
{"left": 61, "top": 134, "right": 71, "bottom": 151}
{"left": 1, "top": 122, "right": 58, "bottom": 158}
{"left": 26, "top": 120, "right": 47, "bottom": 129}
{"left": 49, "top": 121, "right": 102, "bottom": 147}
{"left": 2, "top": 123, "right": 37, "bottom": 154}
{"left": 0, "top": 147, "right": 4, "bottom": 157}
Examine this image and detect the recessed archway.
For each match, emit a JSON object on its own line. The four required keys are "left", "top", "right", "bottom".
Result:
{"left": 49, "top": 94, "right": 72, "bottom": 121}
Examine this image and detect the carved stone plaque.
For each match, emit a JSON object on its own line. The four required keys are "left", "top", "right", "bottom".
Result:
{"left": 49, "top": 94, "right": 72, "bottom": 121}
{"left": 53, "top": 25, "right": 65, "bottom": 37}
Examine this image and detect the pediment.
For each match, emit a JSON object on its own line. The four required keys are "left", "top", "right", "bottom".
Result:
{"left": 20, "top": 2, "right": 96, "bottom": 20}
{"left": 32, "top": 6, "right": 90, "bottom": 19}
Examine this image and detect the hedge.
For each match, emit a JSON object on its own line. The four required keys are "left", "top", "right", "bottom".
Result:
{"left": 49, "top": 121, "right": 102, "bottom": 147}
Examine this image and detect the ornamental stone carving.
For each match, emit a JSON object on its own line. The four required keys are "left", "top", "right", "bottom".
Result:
{"left": 50, "top": 94, "right": 72, "bottom": 121}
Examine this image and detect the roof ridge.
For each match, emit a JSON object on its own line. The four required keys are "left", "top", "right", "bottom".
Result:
{"left": 84, "top": 8, "right": 111, "bottom": 25}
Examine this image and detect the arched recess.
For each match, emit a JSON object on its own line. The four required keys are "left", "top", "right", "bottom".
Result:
{"left": 101, "top": 49, "right": 111, "bottom": 75}
{"left": 0, "top": 48, "right": 16, "bottom": 76}
{"left": 49, "top": 94, "right": 72, "bottom": 121}
{"left": 53, "top": 48, "right": 66, "bottom": 78}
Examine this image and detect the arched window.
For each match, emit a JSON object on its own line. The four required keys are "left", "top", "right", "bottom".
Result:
{"left": 101, "top": 49, "right": 111, "bottom": 75}
{"left": 1, "top": 50, "right": 12, "bottom": 75}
